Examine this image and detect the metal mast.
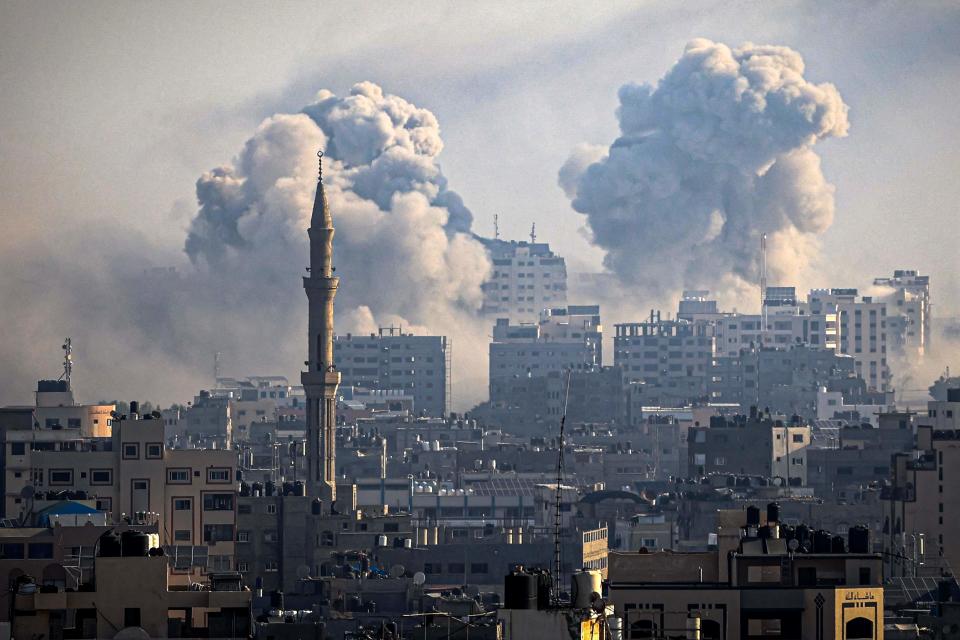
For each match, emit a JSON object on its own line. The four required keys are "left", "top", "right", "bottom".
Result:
{"left": 59, "top": 338, "right": 73, "bottom": 388}
{"left": 553, "top": 370, "right": 572, "bottom": 602}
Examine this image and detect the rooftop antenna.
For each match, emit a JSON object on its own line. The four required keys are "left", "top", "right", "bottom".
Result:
{"left": 493, "top": 214, "right": 500, "bottom": 240}
{"left": 760, "top": 233, "right": 768, "bottom": 335}
{"left": 553, "top": 369, "right": 572, "bottom": 603}
{"left": 530, "top": 222, "right": 537, "bottom": 244}
{"left": 58, "top": 338, "right": 73, "bottom": 388}
{"left": 213, "top": 351, "right": 221, "bottom": 384}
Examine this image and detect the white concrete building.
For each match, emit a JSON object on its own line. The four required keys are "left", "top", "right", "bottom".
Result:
{"left": 333, "top": 327, "right": 449, "bottom": 417}
{"left": 873, "top": 269, "right": 930, "bottom": 359}
{"left": 808, "top": 289, "right": 890, "bottom": 392}
{"left": 481, "top": 239, "right": 567, "bottom": 324}
{"left": 488, "top": 306, "right": 602, "bottom": 395}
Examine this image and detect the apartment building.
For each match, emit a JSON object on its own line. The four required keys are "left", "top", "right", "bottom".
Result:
{"left": 613, "top": 313, "right": 716, "bottom": 396}
{"left": 480, "top": 238, "right": 568, "bottom": 324}
{"left": 489, "top": 306, "right": 602, "bottom": 403}
{"left": 884, "top": 389, "right": 960, "bottom": 574}
{"left": 3, "top": 409, "right": 238, "bottom": 578}
{"left": 607, "top": 509, "right": 884, "bottom": 640}
{"left": 688, "top": 412, "right": 811, "bottom": 485}
{"left": 808, "top": 289, "right": 890, "bottom": 391}
{"left": 874, "top": 269, "right": 930, "bottom": 358}
{"left": 333, "top": 327, "right": 449, "bottom": 417}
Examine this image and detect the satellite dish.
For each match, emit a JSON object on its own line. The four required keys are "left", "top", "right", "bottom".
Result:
{"left": 390, "top": 564, "right": 405, "bottom": 579}
{"left": 296, "top": 564, "right": 311, "bottom": 579}
{"left": 788, "top": 539, "right": 800, "bottom": 552}
{"left": 413, "top": 571, "right": 426, "bottom": 586}
{"left": 20, "top": 486, "right": 35, "bottom": 500}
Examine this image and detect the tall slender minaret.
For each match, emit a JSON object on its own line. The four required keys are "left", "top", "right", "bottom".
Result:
{"left": 302, "top": 150, "right": 340, "bottom": 503}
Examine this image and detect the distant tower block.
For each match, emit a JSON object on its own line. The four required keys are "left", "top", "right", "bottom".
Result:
{"left": 301, "top": 151, "right": 340, "bottom": 503}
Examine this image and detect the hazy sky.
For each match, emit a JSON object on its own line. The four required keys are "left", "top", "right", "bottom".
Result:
{"left": 0, "top": 1, "right": 958, "bottom": 401}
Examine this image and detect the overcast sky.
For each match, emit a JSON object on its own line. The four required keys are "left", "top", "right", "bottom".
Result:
{"left": 0, "top": 1, "right": 958, "bottom": 400}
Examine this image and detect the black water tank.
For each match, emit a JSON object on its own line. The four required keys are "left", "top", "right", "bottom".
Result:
{"left": 848, "top": 525, "right": 870, "bottom": 553}
{"left": 265, "top": 481, "right": 275, "bottom": 497}
{"left": 795, "top": 525, "right": 810, "bottom": 545}
{"left": 98, "top": 531, "right": 121, "bottom": 557}
{"left": 120, "top": 530, "right": 149, "bottom": 557}
{"left": 311, "top": 498, "right": 323, "bottom": 515}
{"left": 767, "top": 502, "right": 780, "bottom": 524}
{"left": 758, "top": 525, "right": 771, "bottom": 539}
{"left": 534, "top": 569, "right": 552, "bottom": 610}
{"left": 239, "top": 482, "right": 250, "bottom": 497}
{"left": 282, "top": 482, "right": 294, "bottom": 496}
{"left": 270, "top": 591, "right": 285, "bottom": 610}
{"left": 831, "top": 535, "right": 846, "bottom": 554}
{"left": 813, "top": 530, "right": 831, "bottom": 553}
{"left": 295, "top": 481, "right": 306, "bottom": 496}
{"left": 252, "top": 482, "right": 263, "bottom": 497}
{"left": 504, "top": 570, "right": 537, "bottom": 610}
{"left": 746, "top": 506, "right": 761, "bottom": 526}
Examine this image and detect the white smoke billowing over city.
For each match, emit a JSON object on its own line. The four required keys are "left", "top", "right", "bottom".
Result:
{"left": 562, "top": 39, "right": 850, "bottom": 310}
{"left": 184, "top": 82, "right": 492, "bottom": 408}
{"left": 0, "top": 82, "right": 491, "bottom": 409}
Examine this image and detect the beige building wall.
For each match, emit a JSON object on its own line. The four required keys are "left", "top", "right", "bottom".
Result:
{"left": 4, "top": 417, "right": 237, "bottom": 578}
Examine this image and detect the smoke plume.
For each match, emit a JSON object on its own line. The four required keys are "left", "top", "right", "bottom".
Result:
{"left": 561, "top": 39, "right": 850, "bottom": 305}
{"left": 0, "top": 82, "right": 491, "bottom": 410}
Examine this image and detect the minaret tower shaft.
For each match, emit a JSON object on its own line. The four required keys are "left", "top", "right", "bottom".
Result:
{"left": 302, "top": 150, "right": 340, "bottom": 503}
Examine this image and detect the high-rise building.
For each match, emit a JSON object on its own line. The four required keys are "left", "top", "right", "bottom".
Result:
{"left": 333, "top": 327, "right": 449, "bottom": 417}
{"left": 480, "top": 238, "right": 567, "bottom": 324}
{"left": 873, "top": 269, "right": 931, "bottom": 358}
{"left": 488, "top": 305, "right": 602, "bottom": 403}
{"left": 301, "top": 152, "right": 340, "bottom": 502}
{"left": 808, "top": 289, "right": 890, "bottom": 391}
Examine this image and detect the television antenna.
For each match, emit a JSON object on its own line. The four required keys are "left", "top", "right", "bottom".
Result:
{"left": 58, "top": 338, "right": 73, "bottom": 388}
{"left": 553, "top": 369, "right": 571, "bottom": 603}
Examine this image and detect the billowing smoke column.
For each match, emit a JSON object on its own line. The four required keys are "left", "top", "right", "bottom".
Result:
{"left": 561, "top": 39, "right": 850, "bottom": 305}
{"left": 185, "top": 82, "right": 491, "bottom": 407}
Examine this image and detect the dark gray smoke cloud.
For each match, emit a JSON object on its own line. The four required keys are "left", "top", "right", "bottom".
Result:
{"left": 561, "top": 39, "right": 849, "bottom": 303}
{"left": 0, "top": 82, "right": 491, "bottom": 409}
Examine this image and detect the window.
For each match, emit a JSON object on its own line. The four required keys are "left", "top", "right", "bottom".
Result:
{"left": 207, "top": 468, "right": 230, "bottom": 483}
{"left": 96, "top": 497, "right": 112, "bottom": 512}
{"left": 208, "top": 555, "right": 231, "bottom": 571}
{"left": 423, "top": 562, "right": 442, "bottom": 574}
{"left": 238, "top": 561, "right": 249, "bottom": 572}
{"left": 470, "top": 563, "right": 489, "bottom": 574}
{"left": 174, "top": 530, "right": 191, "bottom": 541}
{"left": 122, "top": 443, "right": 139, "bottom": 459}
{"left": 45, "top": 418, "right": 61, "bottom": 428}
{"left": 237, "top": 530, "right": 250, "bottom": 542}
{"left": 792, "top": 434, "right": 804, "bottom": 443}
{"left": 67, "top": 418, "right": 81, "bottom": 429}
{"left": 266, "top": 504, "right": 277, "bottom": 515}
{"left": 714, "top": 457, "right": 726, "bottom": 466}
{"left": 49, "top": 469, "right": 73, "bottom": 485}
{"left": 448, "top": 563, "right": 465, "bottom": 575}
{"left": 167, "top": 469, "right": 190, "bottom": 484}
{"left": 28, "top": 543, "right": 54, "bottom": 559}
{"left": 11, "top": 442, "right": 25, "bottom": 455}
{"left": 174, "top": 498, "right": 192, "bottom": 511}
{"left": 203, "top": 524, "right": 234, "bottom": 543}
{"left": 238, "top": 504, "right": 252, "bottom": 514}
{"left": 124, "top": 609, "right": 141, "bottom": 628}
{"left": 91, "top": 469, "right": 112, "bottom": 485}
{"left": 265, "top": 561, "right": 278, "bottom": 572}
{"left": 0, "top": 543, "right": 24, "bottom": 559}
{"left": 146, "top": 443, "right": 163, "bottom": 459}
{"left": 203, "top": 494, "right": 233, "bottom": 511}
